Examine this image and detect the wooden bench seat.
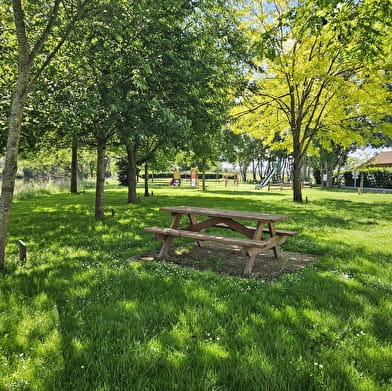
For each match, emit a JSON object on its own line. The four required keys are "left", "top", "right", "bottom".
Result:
{"left": 144, "top": 226, "right": 286, "bottom": 255}
{"left": 214, "top": 223, "right": 297, "bottom": 237}
{"left": 145, "top": 206, "right": 296, "bottom": 274}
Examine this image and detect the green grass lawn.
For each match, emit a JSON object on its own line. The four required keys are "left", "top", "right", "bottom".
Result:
{"left": 1, "top": 181, "right": 391, "bottom": 390}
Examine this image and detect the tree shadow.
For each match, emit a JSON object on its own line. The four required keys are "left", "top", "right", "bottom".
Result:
{"left": 2, "top": 188, "right": 391, "bottom": 389}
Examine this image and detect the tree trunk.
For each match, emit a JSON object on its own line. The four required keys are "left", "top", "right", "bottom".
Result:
{"left": 257, "top": 158, "right": 263, "bottom": 180}
{"left": 327, "top": 165, "right": 334, "bottom": 188}
{"left": 0, "top": 94, "right": 28, "bottom": 268}
{"left": 292, "top": 138, "right": 304, "bottom": 203}
{"left": 70, "top": 139, "right": 78, "bottom": 193}
{"left": 0, "top": 0, "right": 91, "bottom": 268}
{"left": 252, "top": 161, "right": 257, "bottom": 182}
{"left": 95, "top": 140, "right": 106, "bottom": 220}
{"left": 201, "top": 160, "right": 207, "bottom": 191}
{"left": 0, "top": 68, "right": 29, "bottom": 268}
{"left": 291, "top": 125, "right": 304, "bottom": 202}
{"left": 144, "top": 163, "right": 149, "bottom": 197}
{"left": 239, "top": 164, "right": 247, "bottom": 182}
{"left": 127, "top": 145, "right": 139, "bottom": 204}
{"left": 292, "top": 161, "right": 303, "bottom": 202}
{"left": 89, "top": 161, "right": 95, "bottom": 179}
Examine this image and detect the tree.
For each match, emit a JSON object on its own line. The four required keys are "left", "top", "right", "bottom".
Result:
{"left": 233, "top": 0, "right": 392, "bottom": 202}
{"left": 222, "top": 131, "right": 266, "bottom": 182}
{"left": 93, "top": 0, "right": 245, "bottom": 198}
{"left": 0, "top": 0, "right": 91, "bottom": 268}
{"left": 12, "top": 59, "right": 89, "bottom": 194}
{"left": 177, "top": 1, "right": 246, "bottom": 191}
{"left": 312, "top": 144, "right": 352, "bottom": 187}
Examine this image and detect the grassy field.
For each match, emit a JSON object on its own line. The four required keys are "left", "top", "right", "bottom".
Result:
{"left": 1, "top": 180, "right": 391, "bottom": 390}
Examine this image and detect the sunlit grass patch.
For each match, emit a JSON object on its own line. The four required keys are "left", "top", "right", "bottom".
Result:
{"left": 1, "top": 183, "right": 391, "bottom": 390}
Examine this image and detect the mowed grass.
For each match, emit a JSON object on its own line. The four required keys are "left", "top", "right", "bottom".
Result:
{"left": 1, "top": 181, "right": 391, "bottom": 390}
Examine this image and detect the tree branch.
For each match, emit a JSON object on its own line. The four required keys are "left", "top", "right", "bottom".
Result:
{"left": 28, "top": 0, "right": 92, "bottom": 90}
{"left": 28, "top": 0, "right": 61, "bottom": 66}
{"left": 12, "top": 0, "right": 29, "bottom": 71}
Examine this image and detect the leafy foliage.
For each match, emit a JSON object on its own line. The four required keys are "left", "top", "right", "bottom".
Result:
{"left": 232, "top": 0, "right": 392, "bottom": 202}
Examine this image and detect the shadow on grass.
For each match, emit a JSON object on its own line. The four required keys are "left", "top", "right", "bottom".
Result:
{"left": 3, "top": 249, "right": 390, "bottom": 390}
{"left": 2, "top": 188, "right": 391, "bottom": 389}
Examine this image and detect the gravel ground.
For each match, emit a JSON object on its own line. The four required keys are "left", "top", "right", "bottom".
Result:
{"left": 128, "top": 241, "right": 318, "bottom": 281}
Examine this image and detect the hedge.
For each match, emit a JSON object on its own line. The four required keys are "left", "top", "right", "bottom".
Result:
{"left": 342, "top": 168, "right": 392, "bottom": 189}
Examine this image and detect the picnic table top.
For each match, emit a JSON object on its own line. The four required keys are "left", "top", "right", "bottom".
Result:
{"left": 160, "top": 206, "right": 291, "bottom": 223}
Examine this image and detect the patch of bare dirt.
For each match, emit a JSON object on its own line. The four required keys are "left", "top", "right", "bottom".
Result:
{"left": 128, "top": 241, "right": 318, "bottom": 281}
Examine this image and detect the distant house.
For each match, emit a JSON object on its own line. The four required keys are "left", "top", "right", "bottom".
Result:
{"left": 359, "top": 151, "right": 392, "bottom": 168}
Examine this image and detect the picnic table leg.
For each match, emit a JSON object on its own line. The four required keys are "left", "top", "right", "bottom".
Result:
{"left": 244, "top": 253, "right": 257, "bottom": 274}
{"left": 158, "top": 213, "right": 182, "bottom": 257}
{"left": 244, "top": 221, "right": 264, "bottom": 274}
{"left": 268, "top": 223, "right": 282, "bottom": 258}
{"left": 188, "top": 214, "right": 198, "bottom": 226}
{"left": 188, "top": 214, "right": 202, "bottom": 247}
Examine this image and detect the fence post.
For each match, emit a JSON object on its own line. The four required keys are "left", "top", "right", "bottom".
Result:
{"left": 18, "top": 240, "right": 27, "bottom": 263}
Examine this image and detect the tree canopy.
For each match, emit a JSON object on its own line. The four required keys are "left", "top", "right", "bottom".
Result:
{"left": 232, "top": 0, "right": 392, "bottom": 202}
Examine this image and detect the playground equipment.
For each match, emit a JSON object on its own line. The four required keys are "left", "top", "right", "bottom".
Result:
{"left": 255, "top": 168, "right": 276, "bottom": 189}
{"left": 169, "top": 169, "right": 182, "bottom": 186}
{"left": 190, "top": 167, "right": 197, "bottom": 187}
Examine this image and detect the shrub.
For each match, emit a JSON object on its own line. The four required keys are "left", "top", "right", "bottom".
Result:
{"left": 342, "top": 168, "right": 392, "bottom": 188}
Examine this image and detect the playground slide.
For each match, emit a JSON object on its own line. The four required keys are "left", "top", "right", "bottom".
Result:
{"left": 255, "top": 168, "right": 276, "bottom": 189}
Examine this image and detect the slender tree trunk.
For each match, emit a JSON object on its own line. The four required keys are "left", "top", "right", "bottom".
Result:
{"left": 70, "top": 139, "right": 78, "bottom": 193}
{"left": 89, "top": 161, "right": 95, "bottom": 179}
{"left": 201, "top": 159, "right": 207, "bottom": 191}
{"left": 292, "top": 136, "right": 303, "bottom": 202}
{"left": 144, "top": 163, "right": 149, "bottom": 197}
{"left": 257, "top": 158, "right": 263, "bottom": 180}
{"left": 0, "top": 0, "right": 91, "bottom": 268}
{"left": 0, "top": 74, "right": 29, "bottom": 268}
{"left": 239, "top": 164, "right": 247, "bottom": 182}
{"left": 252, "top": 161, "right": 257, "bottom": 182}
{"left": 327, "top": 164, "right": 334, "bottom": 188}
{"left": 292, "top": 161, "right": 303, "bottom": 202}
{"left": 95, "top": 139, "right": 106, "bottom": 220}
{"left": 126, "top": 145, "right": 139, "bottom": 204}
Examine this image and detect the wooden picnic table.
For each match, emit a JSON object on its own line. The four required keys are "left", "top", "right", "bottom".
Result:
{"left": 144, "top": 206, "right": 296, "bottom": 274}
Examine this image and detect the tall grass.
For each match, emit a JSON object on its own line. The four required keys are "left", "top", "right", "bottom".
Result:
{"left": 2, "top": 178, "right": 97, "bottom": 201}
{"left": 0, "top": 181, "right": 391, "bottom": 390}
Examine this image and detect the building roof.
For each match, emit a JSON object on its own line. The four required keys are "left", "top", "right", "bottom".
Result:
{"left": 362, "top": 151, "right": 392, "bottom": 168}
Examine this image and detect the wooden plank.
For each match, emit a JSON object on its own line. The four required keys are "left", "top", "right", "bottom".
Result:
{"left": 245, "top": 235, "right": 286, "bottom": 257}
{"left": 244, "top": 221, "right": 266, "bottom": 274}
{"left": 144, "top": 226, "right": 283, "bottom": 249}
{"left": 160, "top": 206, "right": 291, "bottom": 223}
{"left": 183, "top": 217, "right": 254, "bottom": 238}
{"left": 215, "top": 223, "right": 297, "bottom": 237}
{"left": 182, "top": 217, "right": 226, "bottom": 232}
{"left": 187, "top": 214, "right": 202, "bottom": 246}
{"left": 159, "top": 213, "right": 182, "bottom": 257}
{"left": 244, "top": 236, "right": 286, "bottom": 274}
{"left": 268, "top": 222, "right": 281, "bottom": 258}
{"left": 145, "top": 225, "right": 289, "bottom": 275}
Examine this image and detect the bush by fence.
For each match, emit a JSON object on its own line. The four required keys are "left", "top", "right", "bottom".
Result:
{"left": 342, "top": 168, "right": 392, "bottom": 189}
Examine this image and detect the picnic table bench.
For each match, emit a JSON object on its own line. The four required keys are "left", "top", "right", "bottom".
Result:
{"left": 144, "top": 206, "right": 297, "bottom": 274}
